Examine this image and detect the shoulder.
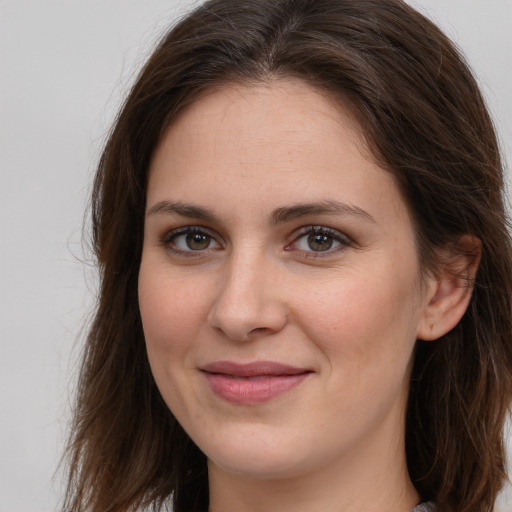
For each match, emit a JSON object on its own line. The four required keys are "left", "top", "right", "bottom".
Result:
{"left": 410, "top": 503, "right": 437, "bottom": 512}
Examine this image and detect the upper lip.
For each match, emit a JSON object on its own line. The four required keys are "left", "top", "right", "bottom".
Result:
{"left": 200, "top": 361, "right": 311, "bottom": 377}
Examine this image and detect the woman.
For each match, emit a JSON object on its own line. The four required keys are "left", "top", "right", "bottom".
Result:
{"left": 63, "top": 1, "right": 512, "bottom": 511}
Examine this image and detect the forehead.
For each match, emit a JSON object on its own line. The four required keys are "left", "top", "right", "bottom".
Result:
{"left": 150, "top": 80, "right": 367, "bottom": 182}
{"left": 158, "top": 79, "right": 367, "bottom": 160}
{"left": 191, "top": 78, "right": 356, "bottom": 120}
{"left": 147, "top": 79, "right": 409, "bottom": 230}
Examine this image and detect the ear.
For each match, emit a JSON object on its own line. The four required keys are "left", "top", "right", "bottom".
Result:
{"left": 417, "top": 235, "right": 481, "bottom": 341}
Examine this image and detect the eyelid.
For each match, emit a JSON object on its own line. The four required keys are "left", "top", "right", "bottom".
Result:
{"left": 159, "top": 224, "right": 353, "bottom": 258}
{"left": 286, "top": 225, "right": 353, "bottom": 256}
{"left": 161, "top": 225, "right": 223, "bottom": 255}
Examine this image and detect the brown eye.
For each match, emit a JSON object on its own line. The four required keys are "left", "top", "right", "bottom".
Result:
{"left": 291, "top": 226, "right": 350, "bottom": 255}
{"left": 167, "top": 228, "right": 221, "bottom": 253}
{"left": 186, "top": 232, "right": 211, "bottom": 250}
{"left": 307, "top": 232, "right": 334, "bottom": 252}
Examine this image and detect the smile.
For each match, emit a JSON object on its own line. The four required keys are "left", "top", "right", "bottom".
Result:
{"left": 200, "top": 361, "right": 312, "bottom": 404}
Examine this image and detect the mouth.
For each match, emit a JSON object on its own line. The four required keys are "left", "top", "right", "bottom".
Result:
{"left": 199, "top": 361, "right": 313, "bottom": 404}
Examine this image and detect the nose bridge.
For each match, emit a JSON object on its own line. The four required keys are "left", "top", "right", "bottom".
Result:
{"left": 208, "top": 244, "right": 286, "bottom": 341}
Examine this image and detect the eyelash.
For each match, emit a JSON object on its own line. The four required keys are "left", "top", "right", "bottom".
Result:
{"left": 161, "top": 226, "right": 222, "bottom": 256}
{"left": 161, "top": 225, "right": 352, "bottom": 258}
{"left": 287, "top": 226, "right": 352, "bottom": 257}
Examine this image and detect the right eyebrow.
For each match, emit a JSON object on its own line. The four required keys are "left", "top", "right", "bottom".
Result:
{"left": 270, "top": 200, "right": 376, "bottom": 225}
{"left": 146, "top": 200, "right": 222, "bottom": 223}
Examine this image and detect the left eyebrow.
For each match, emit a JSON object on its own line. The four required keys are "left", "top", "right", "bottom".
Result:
{"left": 270, "top": 200, "right": 376, "bottom": 225}
{"left": 146, "top": 200, "right": 222, "bottom": 223}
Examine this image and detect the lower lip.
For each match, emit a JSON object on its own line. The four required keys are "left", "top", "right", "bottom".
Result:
{"left": 202, "top": 372, "right": 310, "bottom": 404}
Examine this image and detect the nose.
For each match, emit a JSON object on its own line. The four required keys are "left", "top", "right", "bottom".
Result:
{"left": 207, "top": 251, "right": 287, "bottom": 342}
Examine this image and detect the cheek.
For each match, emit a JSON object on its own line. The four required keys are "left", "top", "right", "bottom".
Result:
{"left": 138, "top": 262, "right": 210, "bottom": 361}
{"left": 295, "top": 272, "right": 420, "bottom": 427}
{"left": 138, "top": 262, "right": 215, "bottom": 419}
{"left": 296, "top": 265, "right": 421, "bottom": 371}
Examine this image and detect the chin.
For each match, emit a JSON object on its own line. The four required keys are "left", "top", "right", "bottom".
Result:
{"left": 196, "top": 424, "right": 323, "bottom": 480}
{"left": 208, "top": 451, "right": 310, "bottom": 480}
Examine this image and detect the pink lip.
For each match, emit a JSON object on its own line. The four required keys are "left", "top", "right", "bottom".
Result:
{"left": 200, "top": 361, "right": 312, "bottom": 404}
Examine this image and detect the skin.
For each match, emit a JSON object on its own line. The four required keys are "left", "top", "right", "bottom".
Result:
{"left": 138, "top": 80, "right": 473, "bottom": 512}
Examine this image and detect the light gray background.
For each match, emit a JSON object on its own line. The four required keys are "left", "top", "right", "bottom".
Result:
{"left": 1, "top": 1, "right": 511, "bottom": 511}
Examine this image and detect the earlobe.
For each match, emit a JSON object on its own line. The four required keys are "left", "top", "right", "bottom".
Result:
{"left": 417, "top": 235, "right": 481, "bottom": 341}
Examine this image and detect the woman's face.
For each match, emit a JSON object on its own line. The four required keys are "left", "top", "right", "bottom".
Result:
{"left": 139, "top": 80, "right": 433, "bottom": 480}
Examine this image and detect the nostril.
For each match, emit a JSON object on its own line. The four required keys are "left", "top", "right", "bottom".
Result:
{"left": 248, "top": 327, "right": 270, "bottom": 336}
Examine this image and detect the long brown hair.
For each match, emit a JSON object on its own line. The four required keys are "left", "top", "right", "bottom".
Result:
{"left": 63, "top": 1, "right": 512, "bottom": 511}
